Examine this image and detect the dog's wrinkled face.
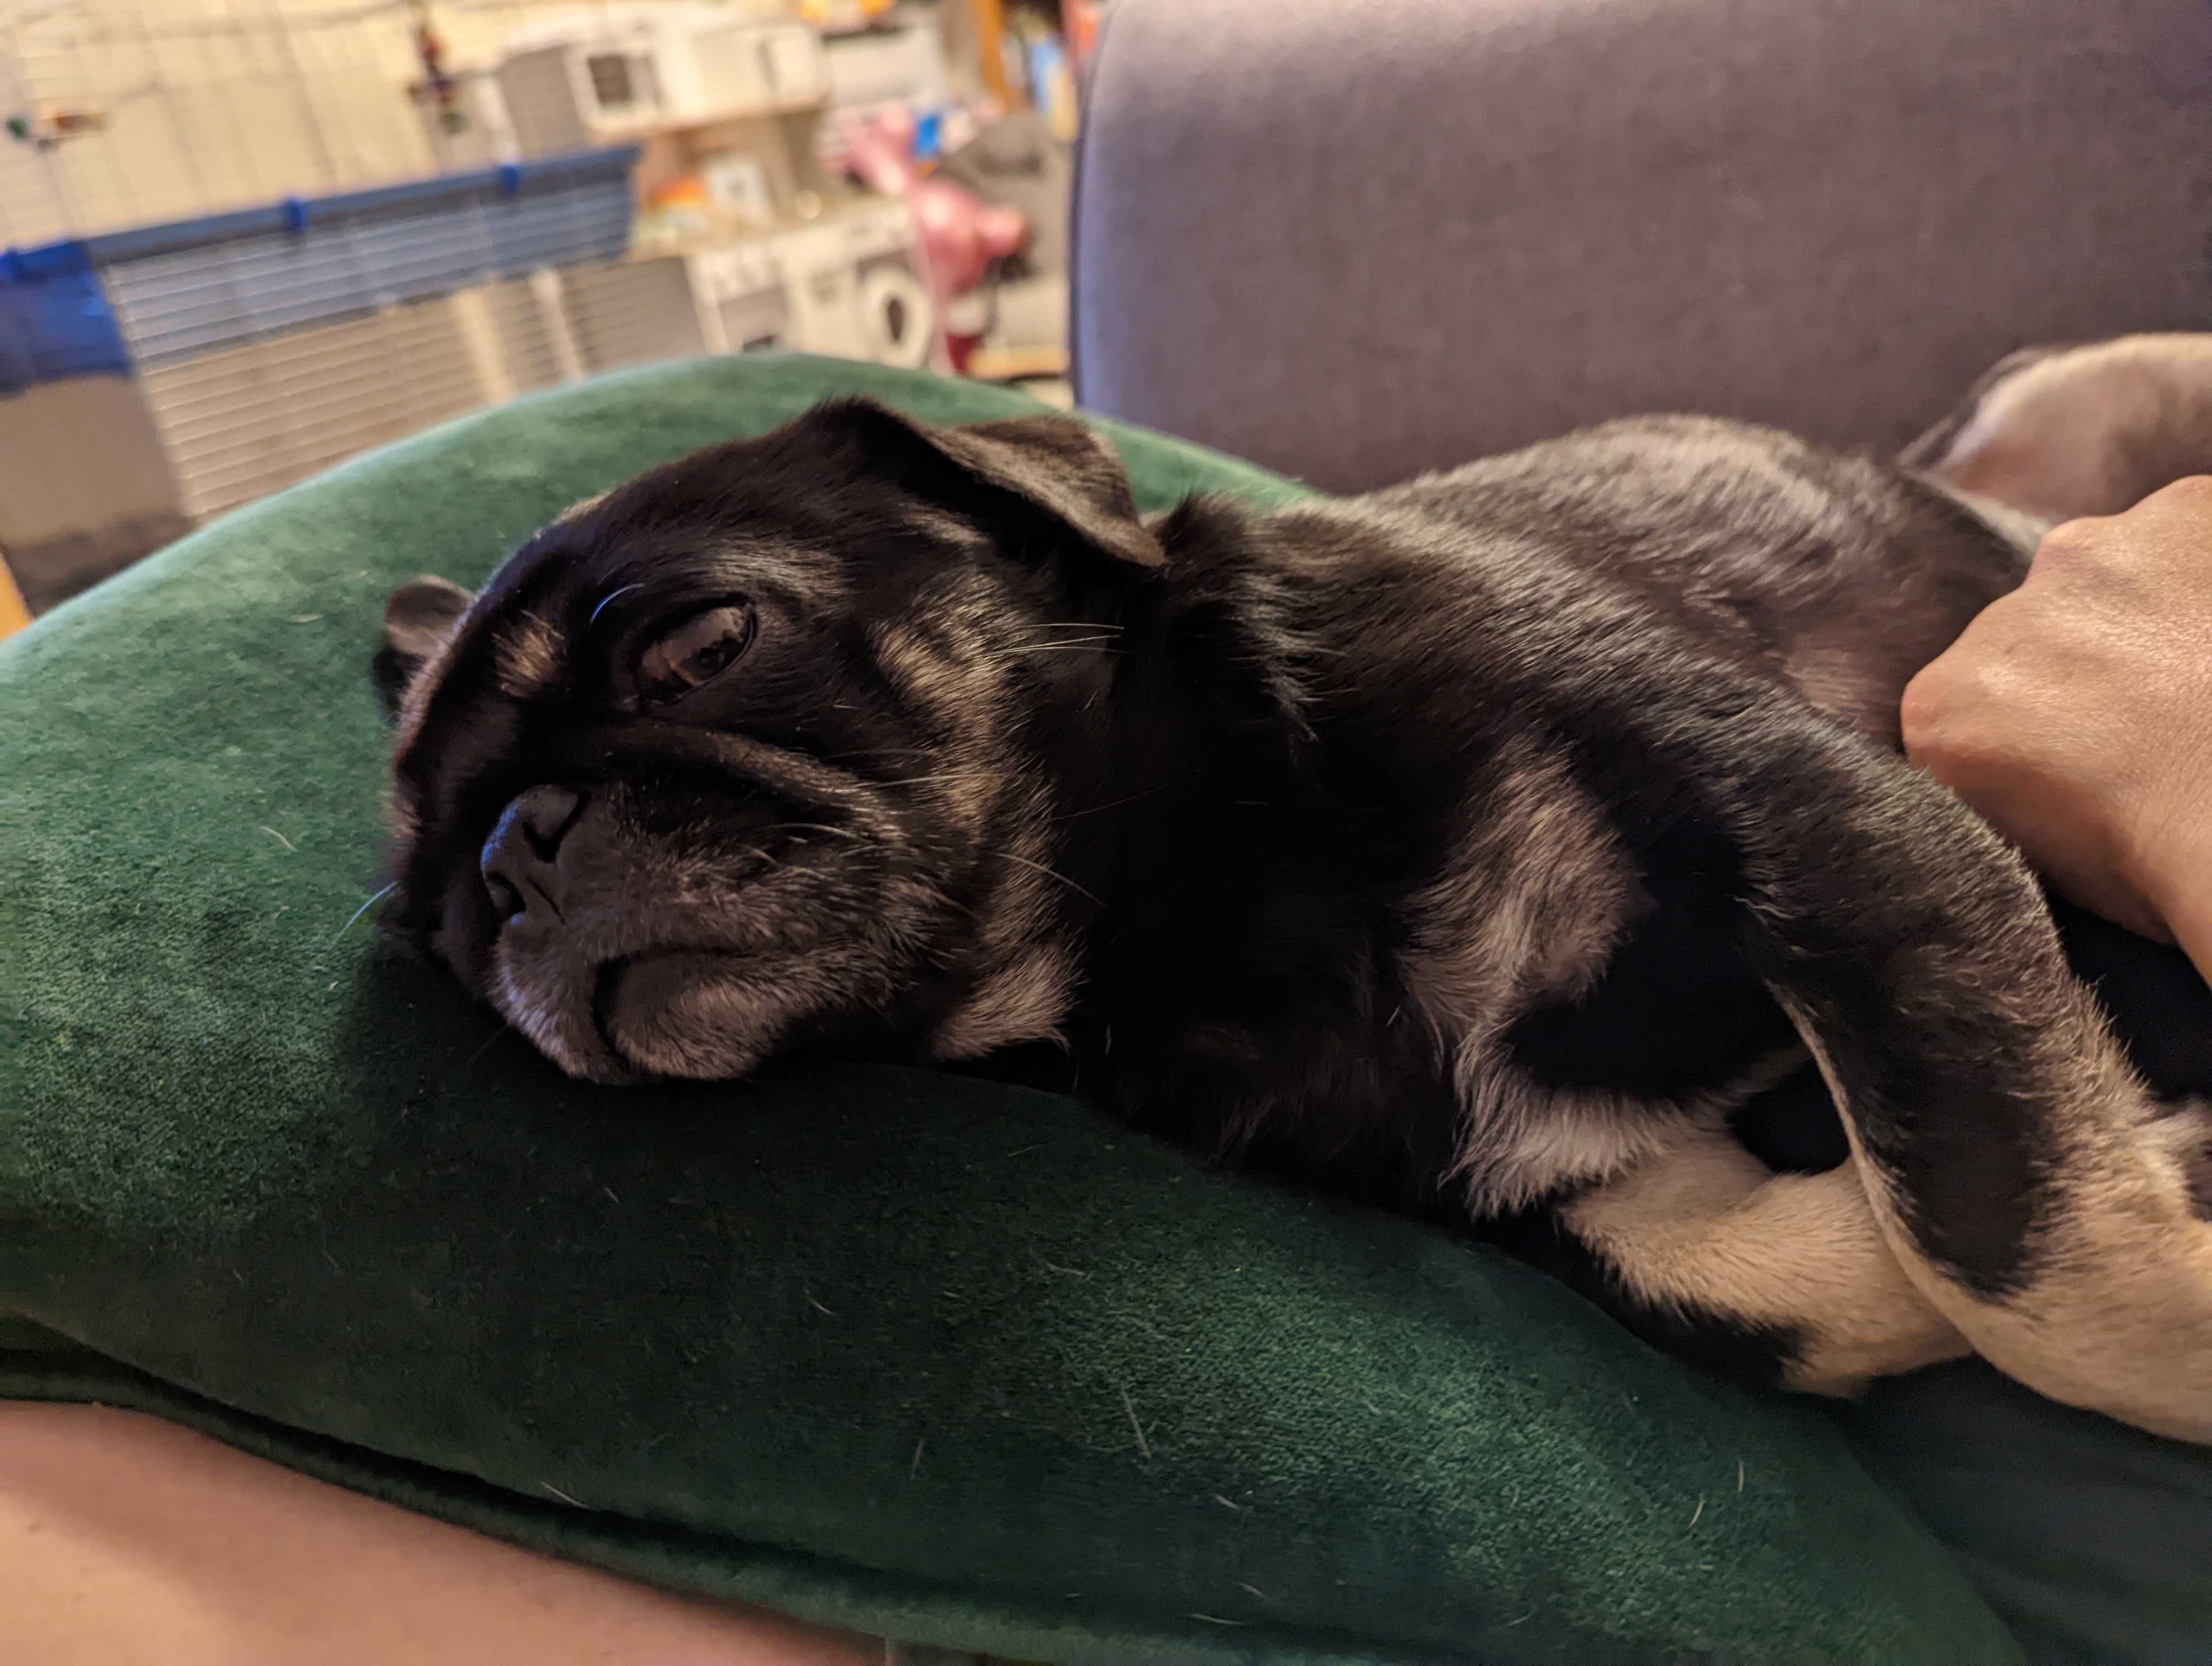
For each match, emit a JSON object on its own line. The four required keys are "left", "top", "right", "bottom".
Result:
{"left": 379, "top": 399, "right": 1162, "bottom": 1082}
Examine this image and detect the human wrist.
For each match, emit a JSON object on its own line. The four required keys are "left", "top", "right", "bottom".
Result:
{"left": 2159, "top": 868, "right": 2212, "bottom": 989}
{"left": 2136, "top": 781, "right": 2212, "bottom": 984}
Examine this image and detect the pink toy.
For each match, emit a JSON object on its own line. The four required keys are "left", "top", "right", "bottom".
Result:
{"left": 840, "top": 106, "right": 1027, "bottom": 332}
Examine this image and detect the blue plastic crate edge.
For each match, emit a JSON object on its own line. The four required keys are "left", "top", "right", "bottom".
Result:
{"left": 0, "top": 249, "right": 130, "bottom": 396}
{"left": 0, "top": 146, "right": 640, "bottom": 381}
{"left": 60, "top": 146, "right": 639, "bottom": 267}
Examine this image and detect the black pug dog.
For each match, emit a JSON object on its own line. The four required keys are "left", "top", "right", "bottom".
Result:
{"left": 375, "top": 334, "right": 2212, "bottom": 1442}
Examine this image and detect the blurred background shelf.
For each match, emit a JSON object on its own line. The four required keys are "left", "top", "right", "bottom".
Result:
{"left": 0, "top": 0, "right": 1088, "bottom": 615}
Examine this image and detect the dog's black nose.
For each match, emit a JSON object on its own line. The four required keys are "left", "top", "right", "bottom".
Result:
{"left": 480, "top": 784, "right": 585, "bottom": 920}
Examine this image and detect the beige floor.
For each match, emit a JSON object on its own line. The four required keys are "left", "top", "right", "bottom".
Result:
{"left": 0, "top": 1401, "right": 886, "bottom": 1665}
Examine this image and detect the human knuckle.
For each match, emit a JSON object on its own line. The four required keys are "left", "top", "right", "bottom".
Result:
{"left": 2035, "top": 516, "right": 2109, "bottom": 569}
{"left": 1900, "top": 668, "right": 1969, "bottom": 755}
{"left": 2156, "top": 473, "right": 2212, "bottom": 511}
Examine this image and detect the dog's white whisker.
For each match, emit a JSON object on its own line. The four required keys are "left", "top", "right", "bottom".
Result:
{"left": 1053, "top": 788, "right": 1163, "bottom": 822}
{"left": 588, "top": 582, "right": 646, "bottom": 628}
{"left": 994, "top": 850, "right": 1102, "bottom": 907}
{"left": 331, "top": 882, "right": 396, "bottom": 942}
{"left": 839, "top": 770, "right": 998, "bottom": 792}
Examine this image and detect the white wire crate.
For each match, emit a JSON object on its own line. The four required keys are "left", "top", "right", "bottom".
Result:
{"left": 0, "top": 0, "right": 665, "bottom": 592}
{"left": 1, "top": 146, "right": 638, "bottom": 522}
{"left": 140, "top": 291, "right": 498, "bottom": 515}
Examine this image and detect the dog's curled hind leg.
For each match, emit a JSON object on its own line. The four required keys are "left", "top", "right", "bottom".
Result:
{"left": 1784, "top": 985, "right": 2212, "bottom": 1441}
{"left": 1558, "top": 626, "right": 2212, "bottom": 1437}
{"left": 1725, "top": 724, "right": 2212, "bottom": 1441}
{"left": 1556, "top": 1118, "right": 1970, "bottom": 1395}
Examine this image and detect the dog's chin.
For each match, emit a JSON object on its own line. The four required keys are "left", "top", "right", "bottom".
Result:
{"left": 593, "top": 951, "right": 795, "bottom": 1081}
{"left": 491, "top": 946, "right": 842, "bottom": 1085}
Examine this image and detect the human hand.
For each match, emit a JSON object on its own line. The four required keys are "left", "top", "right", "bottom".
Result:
{"left": 1901, "top": 477, "right": 2212, "bottom": 981}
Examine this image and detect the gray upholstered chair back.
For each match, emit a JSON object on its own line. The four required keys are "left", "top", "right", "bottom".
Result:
{"left": 1071, "top": 0, "right": 2212, "bottom": 491}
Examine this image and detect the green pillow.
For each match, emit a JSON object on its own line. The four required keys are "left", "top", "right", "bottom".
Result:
{"left": 3, "top": 355, "right": 2022, "bottom": 1665}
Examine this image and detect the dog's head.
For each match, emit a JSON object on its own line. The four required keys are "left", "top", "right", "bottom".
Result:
{"left": 376, "top": 398, "right": 1163, "bottom": 1082}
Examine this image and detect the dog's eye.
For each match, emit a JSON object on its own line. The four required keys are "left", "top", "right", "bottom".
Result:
{"left": 638, "top": 603, "right": 755, "bottom": 705}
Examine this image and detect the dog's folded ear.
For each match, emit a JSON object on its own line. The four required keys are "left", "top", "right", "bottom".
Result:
{"left": 815, "top": 398, "right": 1165, "bottom": 570}
{"left": 374, "top": 574, "right": 473, "bottom": 716}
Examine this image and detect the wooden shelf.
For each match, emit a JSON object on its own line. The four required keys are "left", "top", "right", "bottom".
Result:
{"left": 594, "top": 94, "right": 830, "bottom": 140}
{"left": 964, "top": 343, "right": 1068, "bottom": 381}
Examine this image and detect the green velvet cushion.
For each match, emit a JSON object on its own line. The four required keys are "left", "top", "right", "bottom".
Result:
{"left": 2, "top": 354, "right": 2029, "bottom": 1664}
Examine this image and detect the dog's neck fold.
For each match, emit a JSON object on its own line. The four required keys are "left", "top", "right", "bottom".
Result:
{"left": 1004, "top": 500, "right": 1412, "bottom": 1071}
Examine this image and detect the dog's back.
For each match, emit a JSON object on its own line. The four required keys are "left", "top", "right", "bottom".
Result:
{"left": 1358, "top": 415, "right": 2031, "bottom": 745}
